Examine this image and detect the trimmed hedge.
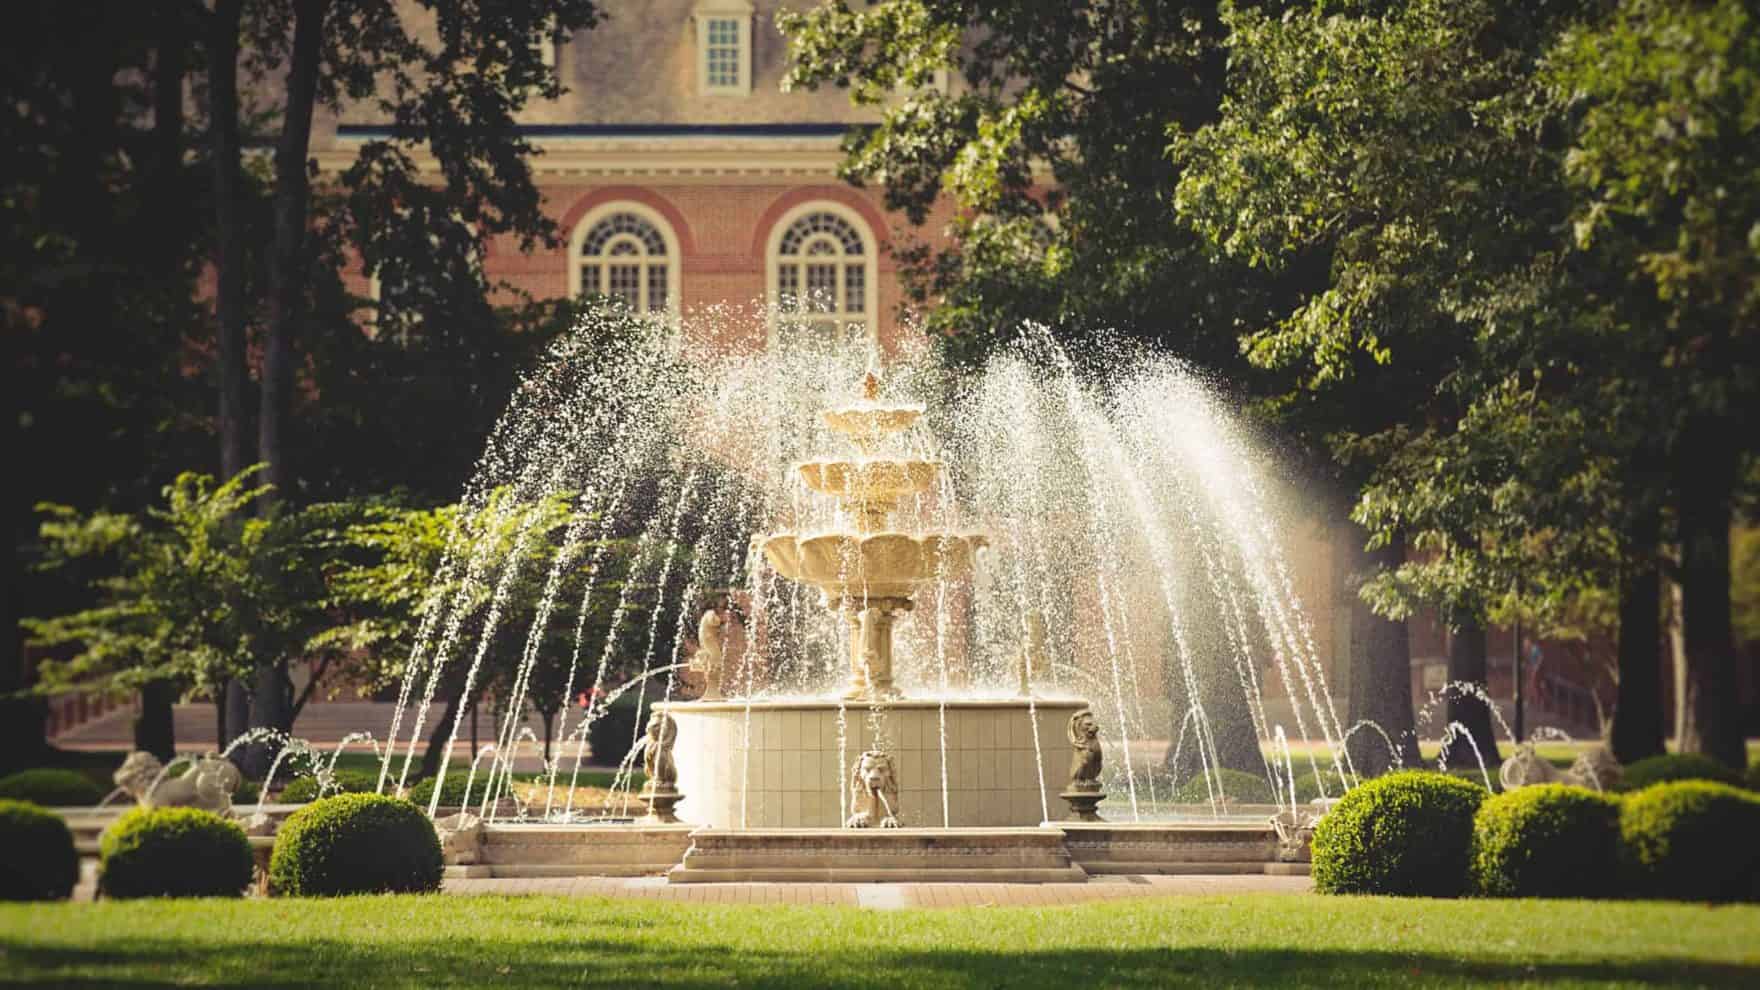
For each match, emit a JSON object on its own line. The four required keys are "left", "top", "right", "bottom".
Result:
{"left": 1312, "top": 771, "right": 1486, "bottom": 897}
{"left": 279, "top": 768, "right": 380, "bottom": 804}
{"left": 1172, "top": 768, "right": 1275, "bottom": 805}
{"left": 1620, "top": 780, "right": 1760, "bottom": 902}
{"left": 1620, "top": 753, "right": 1743, "bottom": 792}
{"left": 0, "top": 768, "right": 106, "bottom": 807}
{"left": 1291, "top": 766, "right": 1351, "bottom": 803}
{"left": 1471, "top": 784, "right": 1621, "bottom": 898}
{"left": 98, "top": 807, "right": 253, "bottom": 899}
{"left": 0, "top": 800, "right": 80, "bottom": 901}
{"left": 268, "top": 793, "right": 442, "bottom": 897}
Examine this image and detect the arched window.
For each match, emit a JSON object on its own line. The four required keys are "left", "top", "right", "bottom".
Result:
{"left": 767, "top": 203, "right": 876, "bottom": 351}
{"left": 570, "top": 204, "right": 680, "bottom": 316}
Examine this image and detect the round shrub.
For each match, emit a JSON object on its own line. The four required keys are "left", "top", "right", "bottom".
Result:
{"left": 1620, "top": 780, "right": 1760, "bottom": 902}
{"left": 1292, "top": 766, "right": 1352, "bottom": 803}
{"left": 98, "top": 806, "right": 253, "bottom": 899}
{"left": 0, "top": 800, "right": 80, "bottom": 901}
{"left": 1620, "top": 753, "right": 1742, "bottom": 792}
{"left": 278, "top": 768, "right": 380, "bottom": 804}
{"left": 405, "top": 772, "right": 473, "bottom": 808}
{"left": 268, "top": 793, "right": 442, "bottom": 897}
{"left": 1471, "top": 784, "right": 1621, "bottom": 898}
{"left": 0, "top": 768, "right": 106, "bottom": 807}
{"left": 1172, "top": 768, "right": 1275, "bottom": 805}
{"left": 1312, "top": 770, "right": 1486, "bottom": 897}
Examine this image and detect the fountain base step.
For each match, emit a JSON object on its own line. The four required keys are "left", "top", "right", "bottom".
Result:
{"left": 1059, "top": 822, "right": 1282, "bottom": 875}
{"left": 668, "top": 827, "right": 1088, "bottom": 884}
{"left": 469, "top": 823, "right": 695, "bottom": 878}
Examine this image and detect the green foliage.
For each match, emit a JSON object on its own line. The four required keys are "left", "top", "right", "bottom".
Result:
{"left": 779, "top": 1, "right": 1274, "bottom": 367}
{"left": 23, "top": 469, "right": 373, "bottom": 714}
{"left": 1748, "top": 760, "right": 1760, "bottom": 792}
{"left": 1621, "top": 753, "right": 1745, "bottom": 792}
{"left": 1173, "top": 768, "right": 1276, "bottom": 805}
{"left": 404, "top": 773, "right": 475, "bottom": 809}
{"left": 0, "top": 800, "right": 79, "bottom": 901}
{"left": 1291, "top": 767, "right": 1351, "bottom": 803}
{"left": 98, "top": 807, "right": 253, "bottom": 900}
{"left": 1471, "top": 785, "right": 1622, "bottom": 898}
{"left": 0, "top": 768, "right": 106, "bottom": 807}
{"left": 1312, "top": 771, "right": 1486, "bottom": 897}
{"left": 268, "top": 793, "right": 441, "bottom": 897}
{"left": 1619, "top": 781, "right": 1760, "bottom": 902}
{"left": 278, "top": 769, "right": 381, "bottom": 804}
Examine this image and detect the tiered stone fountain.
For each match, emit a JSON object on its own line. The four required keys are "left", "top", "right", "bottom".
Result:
{"left": 660, "top": 373, "right": 1090, "bottom": 831}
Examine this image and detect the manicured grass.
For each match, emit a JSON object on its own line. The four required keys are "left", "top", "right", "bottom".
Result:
{"left": 2, "top": 894, "right": 1756, "bottom": 987}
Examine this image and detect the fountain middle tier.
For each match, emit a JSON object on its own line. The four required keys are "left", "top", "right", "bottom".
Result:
{"left": 758, "top": 531, "right": 988, "bottom": 601}
{"left": 659, "top": 698, "right": 1087, "bottom": 828}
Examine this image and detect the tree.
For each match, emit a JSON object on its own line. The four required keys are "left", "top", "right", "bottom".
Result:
{"left": 197, "top": 0, "right": 601, "bottom": 754}
{"left": 781, "top": 0, "right": 1311, "bottom": 774}
{"left": 4, "top": 1, "right": 215, "bottom": 765}
{"left": 22, "top": 470, "right": 367, "bottom": 762}
{"left": 1540, "top": 0, "right": 1760, "bottom": 767}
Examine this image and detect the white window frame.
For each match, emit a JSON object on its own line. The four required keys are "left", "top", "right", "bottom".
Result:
{"left": 694, "top": 1, "right": 753, "bottom": 96}
{"left": 568, "top": 201, "right": 682, "bottom": 318}
{"left": 765, "top": 200, "right": 879, "bottom": 352}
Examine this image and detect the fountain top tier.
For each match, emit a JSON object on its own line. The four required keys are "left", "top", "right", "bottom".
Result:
{"left": 758, "top": 370, "right": 987, "bottom": 700}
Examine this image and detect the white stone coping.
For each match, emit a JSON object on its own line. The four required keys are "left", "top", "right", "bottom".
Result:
{"left": 656, "top": 697, "right": 1090, "bottom": 714}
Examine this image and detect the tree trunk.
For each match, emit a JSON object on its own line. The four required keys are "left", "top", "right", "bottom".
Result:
{"left": 223, "top": 678, "right": 251, "bottom": 765}
{"left": 1611, "top": 506, "right": 1664, "bottom": 763}
{"left": 1669, "top": 577, "right": 1690, "bottom": 747}
{"left": 134, "top": 680, "right": 177, "bottom": 762}
{"left": 209, "top": 0, "right": 249, "bottom": 481}
{"left": 1674, "top": 432, "right": 1745, "bottom": 768}
{"left": 1346, "top": 529, "right": 1422, "bottom": 775}
{"left": 241, "top": 660, "right": 294, "bottom": 779}
{"left": 214, "top": 693, "right": 228, "bottom": 753}
{"left": 421, "top": 687, "right": 466, "bottom": 780}
{"left": 258, "top": 0, "right": 328, "bottom": 503}
{"left": 1444, "top": 618, "right": 1503, "bottom": 769}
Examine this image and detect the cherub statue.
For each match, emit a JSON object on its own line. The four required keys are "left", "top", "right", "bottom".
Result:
{"left": 113, "top": 751, "right": 242, "bottom": 814}
{"left": 642, "top": 711, "right": 679, "bottom": 790}
{"left": 1067, "top": 709, "right": 1103, "bottom": 793}
{"left": 691, "top": 609, "right": 725, "bottom": 701}
{"left": 845, "top": 750, "right": 901, "bottom": 828}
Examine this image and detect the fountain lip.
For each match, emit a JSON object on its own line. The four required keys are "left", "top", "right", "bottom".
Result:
{"left": 655, "top": 696, "right": 1090, "bottom": 713}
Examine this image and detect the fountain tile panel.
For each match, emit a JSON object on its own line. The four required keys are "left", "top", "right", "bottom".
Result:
{"left": 664, "top": 699, "right": 1087, "bottom": 828}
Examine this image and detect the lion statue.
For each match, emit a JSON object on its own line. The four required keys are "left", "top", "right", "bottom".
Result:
{"left": 113, "top": 751, "right": 242, "bottom": 813}
{"left": 845, "top": 750, "right": 901, "bottom": 828}
{"left": 1499, "top": 742, "right": 1621, "bottom": 793}
{"left": 1067, "top": 709, "right": 1103, "bottom": 793}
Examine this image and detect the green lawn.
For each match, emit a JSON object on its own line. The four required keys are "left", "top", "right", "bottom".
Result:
{"left": 2, "top": 894, "right": 1756, "bottom": 987}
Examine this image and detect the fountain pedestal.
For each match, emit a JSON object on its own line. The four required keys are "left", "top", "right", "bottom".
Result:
{"left": 1060, "top": 788, "right": 1105, "bottom": 823}
{"left": 661, "top": 698, "right": 1088, "bottom": 828}
{"left": 839, "top": 597, "right": 910, "bottom": 700}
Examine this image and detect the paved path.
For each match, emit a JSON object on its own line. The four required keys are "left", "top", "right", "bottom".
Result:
{"left": 440, "top": 873, "right": 1312, "bottom": 908}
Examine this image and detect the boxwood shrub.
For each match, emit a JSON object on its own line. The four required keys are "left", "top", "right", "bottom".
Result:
{"left": 278, "top": 768, "right": 380, "bottom": 804}
{"left": 98, "top": 806, "right": 253, "bottom": 899}
{"left": 406, "top": 772, "right": 475, "bottom": 808}
{"left": 1291, "top": 766, "right": 1351, "bottom": 803}
{"left": 1620, "top": 753, "right": 1742, "bottom": 792}
{"left": 1312, "top": 770, "right": 1486, "bottom": 897}
{"left": 1620, "top": 780, "right": 1760, "bottom": 902}
{"left": 0, "top": 768, "right": 106, "bottom": 807}
{"left": 1471, "top": 784, "right": 1621, "bottom": 898}
{"left": 1172, "top": 767, "right": 1276, "bottom": 805}
{"left": 268, "top": 793, "right": 442, "bottom": 897}
{"left": 0, "top": 800, "right": 80, "bottom": 901}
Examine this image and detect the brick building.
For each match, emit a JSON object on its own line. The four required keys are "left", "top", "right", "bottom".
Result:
{"left": 312, "top": 0, "right": 954, "bottom": 358}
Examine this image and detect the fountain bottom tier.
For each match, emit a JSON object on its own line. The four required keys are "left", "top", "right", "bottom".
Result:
{"left": 661, "top": 698, "right": 1088, "bottom": 828}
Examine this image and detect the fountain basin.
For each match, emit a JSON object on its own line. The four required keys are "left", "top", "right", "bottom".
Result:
{"left": 660, "top": 698, "right": 1087, "bottom": 828}
{"left": 759, "top": 531, "right": 987, "bottom": 601}
{"left": 821, "top": 404, "right": 922, "bottom": 454}
{"left": 797, "top": 459, "right": 941, "bottom": 525}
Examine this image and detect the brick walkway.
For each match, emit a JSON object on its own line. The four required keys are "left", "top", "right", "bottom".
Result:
{"left": 440, "top": 873, "right": 1311, "bottom": 908}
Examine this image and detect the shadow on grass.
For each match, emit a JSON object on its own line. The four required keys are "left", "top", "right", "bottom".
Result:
{"left": 3, "top": 934, "right": 1755, "bottom": 988}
